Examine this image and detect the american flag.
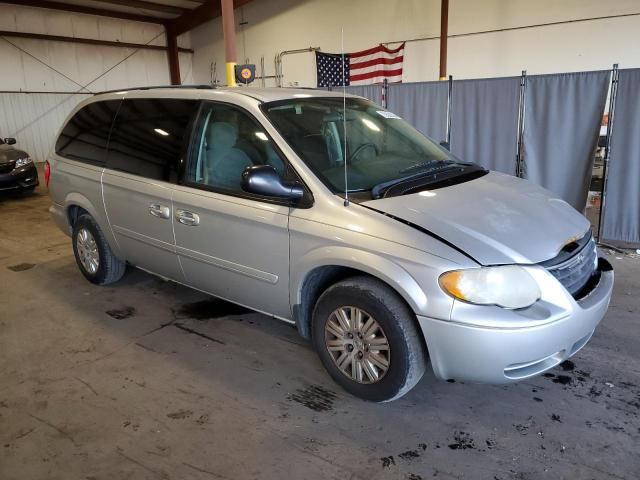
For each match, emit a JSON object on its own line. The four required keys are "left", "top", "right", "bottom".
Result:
{"left": 315, "top": 43, "right": 405, "bottom": 87}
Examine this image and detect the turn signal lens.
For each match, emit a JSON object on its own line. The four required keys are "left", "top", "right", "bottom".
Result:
{"left": 439, "top": 265, "right": 541, "bottom": 309}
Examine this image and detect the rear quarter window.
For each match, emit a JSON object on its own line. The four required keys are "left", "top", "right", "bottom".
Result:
{"left": 105, "top": 98, "right": 198, "bottom": 181}
{"left": 55, "top": 100, "right": 121, "bottom": 166}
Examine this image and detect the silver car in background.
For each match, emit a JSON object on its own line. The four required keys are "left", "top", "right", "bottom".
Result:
{"left": 47, "top": 87, "right": 613, "bottom": 402}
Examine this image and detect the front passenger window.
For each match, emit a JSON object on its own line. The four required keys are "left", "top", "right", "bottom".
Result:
{"left": 187, "top": 103, "right": 286, "bottom": 192}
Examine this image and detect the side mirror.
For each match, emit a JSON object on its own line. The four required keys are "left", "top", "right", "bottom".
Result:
{"left": 4, "top": 138, "right": 16, "bottom": 145}
{"left": 241, "top": 165, "right": 304, "bottom": 201}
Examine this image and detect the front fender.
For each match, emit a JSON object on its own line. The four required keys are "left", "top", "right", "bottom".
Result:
{"left": 291, "top": 246, "right": 428, "bottom": 316}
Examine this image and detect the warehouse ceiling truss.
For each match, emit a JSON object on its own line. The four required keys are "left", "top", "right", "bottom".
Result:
{"left": 0, "top": 0, "right": 255, "bottom": 84}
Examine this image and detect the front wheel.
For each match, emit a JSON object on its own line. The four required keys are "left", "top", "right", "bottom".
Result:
{"left": 312, "top": 276, "right": 427, "bottom": 402}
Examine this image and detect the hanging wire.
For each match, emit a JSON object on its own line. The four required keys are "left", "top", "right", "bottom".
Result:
{"left": 0, "top": 36, "right": 92, "bottom": 93}
{"left": 83, "top": 30, "right": 166, "bottom": 90}
{"left": 8, "top": 30, "right": 165, "bottom": 138}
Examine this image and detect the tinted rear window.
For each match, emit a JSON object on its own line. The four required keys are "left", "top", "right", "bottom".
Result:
{"left": 106, "top": 98, "right": 198, "bottom": 181}
{"left": 55, "top": 100, "right": 120, "bottom": 165}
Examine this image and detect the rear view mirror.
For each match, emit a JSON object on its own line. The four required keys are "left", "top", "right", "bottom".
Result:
{"left": 4, "top": 138, "right": 16, "bottom": 145}
{"left": 241, "top": 165, "right": 304, "bottom": 201}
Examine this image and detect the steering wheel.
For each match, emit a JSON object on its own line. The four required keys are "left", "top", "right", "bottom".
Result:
{"left": 349, "top": 143, "right": 379, "bottom": 163}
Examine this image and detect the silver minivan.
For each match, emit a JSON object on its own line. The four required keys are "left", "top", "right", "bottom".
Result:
{"left": 48, "top": 87, "right": 614, "bottom": 402}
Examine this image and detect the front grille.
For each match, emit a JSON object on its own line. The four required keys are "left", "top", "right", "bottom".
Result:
{"left": 0, "top": 162, "right": 15, "bottom": 174}
{"left": 540, "top": 231, "right": 598, "bottom": 298}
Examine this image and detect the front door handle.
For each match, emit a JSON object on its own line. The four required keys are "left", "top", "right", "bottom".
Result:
{"left": 149, "top": 203, "right": 170, "bottom": 219}
{"left": 176, "top": 209, "right": 200, "bottom": 226}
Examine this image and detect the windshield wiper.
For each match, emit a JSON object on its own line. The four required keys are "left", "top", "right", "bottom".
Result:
{"left": 371, "top": 163, "right": 464, "bottom": 199}
{"left": 399, "top": 159, "right": 458, "bottom": 174}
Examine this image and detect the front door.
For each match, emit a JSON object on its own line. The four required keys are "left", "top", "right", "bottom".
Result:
{"left": 102, "top": 97, "right": 198, "bottom": 281}
{"left": 172, "top": 101, "right": 291, "bottom": 319}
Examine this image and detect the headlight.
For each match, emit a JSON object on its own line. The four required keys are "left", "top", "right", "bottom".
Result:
{"left": 439, "top": 265, "right": 541, "bottom": 309}
{"left": 14, "top": 157, "right": 33, "bottom": 168}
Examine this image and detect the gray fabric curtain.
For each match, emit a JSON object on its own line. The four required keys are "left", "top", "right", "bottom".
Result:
{"left": 601, "top": 68, "right": 640, "bottom": 244}
{"left": 344, "top": 85, "right": 382, "bottom": 105}
{"left": 523, "top": 71, "right": 609, "bottom": 210}
{"left": 450, "top": 77, "right": 520, "bottom": 174}
{"left": 387, "top": 82, "right": 449, "bottom": 142}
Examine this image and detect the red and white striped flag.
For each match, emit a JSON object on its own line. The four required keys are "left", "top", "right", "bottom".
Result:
{"left": 349, "top": 43, "right": 405, "bottom": 85}
{"left": 315, "top": 43, "right": 405, "bottom": 87}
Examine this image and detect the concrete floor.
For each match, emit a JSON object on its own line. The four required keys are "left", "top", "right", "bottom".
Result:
{"left": 1, "top": 176, "right": 639, "bottom": 480}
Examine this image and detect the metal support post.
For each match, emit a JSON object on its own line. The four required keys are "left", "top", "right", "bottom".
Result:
{"left": 597, "top": 63, "right": 620, "bottom": 242}
{"left": 515, "top": 70, "right": 528, "bottom": 177}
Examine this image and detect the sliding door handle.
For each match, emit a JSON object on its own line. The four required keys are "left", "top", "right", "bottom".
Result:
{"left": 176, "top": 209, "right": 200, "bottom": 226}
{"left": 149, "top": 203, "right": 170, "bottom": 219}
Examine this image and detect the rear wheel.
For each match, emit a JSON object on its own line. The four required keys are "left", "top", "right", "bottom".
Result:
{"left": 72, "top": 214, "right": 125, "bottom": 285}
{"left": 312, "top": 276, "right": 427, "bottom": 402}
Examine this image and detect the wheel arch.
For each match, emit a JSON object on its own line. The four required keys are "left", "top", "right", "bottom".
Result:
{"left": 291, "top": 247, "right": 428, "bottom": 339}
{"left": 64, "top": 192, "right": 101, "bottom": 227}
{"left": 67, "top": 204, "right": 90, "bottom": 228}
{"left": 64, "top": 192, "right": 123, "bottom": 258}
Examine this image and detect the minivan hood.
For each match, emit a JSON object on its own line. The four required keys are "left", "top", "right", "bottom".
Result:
{"left": 363, "top": 171, "right": 590, "bottom": 265}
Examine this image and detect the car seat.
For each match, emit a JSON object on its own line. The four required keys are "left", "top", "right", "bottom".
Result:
{"left": 206, "top": 122, "right": 252, "bottom": 189}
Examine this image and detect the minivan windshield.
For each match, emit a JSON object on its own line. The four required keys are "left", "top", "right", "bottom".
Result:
{"left": 263, "top": 97, "right": 469, "bottom": 194}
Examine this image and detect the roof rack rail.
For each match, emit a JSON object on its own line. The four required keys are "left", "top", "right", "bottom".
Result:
{"left": 94, "top": 84, "right": 215, "bottom": 95}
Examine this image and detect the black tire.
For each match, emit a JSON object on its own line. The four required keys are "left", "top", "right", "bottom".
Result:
{"left": 312, "top": 276, "right": 427, "bottom": 402}
{"left": 72, "top": 213, "right": 126, "bottom": 285}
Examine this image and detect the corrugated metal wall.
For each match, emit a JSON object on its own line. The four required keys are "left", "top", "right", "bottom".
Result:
{"left": 0, "top": 93, "right": 91, "bottom": 162}
{"left": 0, "top": 4, "right": 193, "bottom": 162}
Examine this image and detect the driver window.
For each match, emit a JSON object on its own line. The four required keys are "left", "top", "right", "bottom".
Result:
{"left": 187, "top": 103, "right": 286, "bottom": 192}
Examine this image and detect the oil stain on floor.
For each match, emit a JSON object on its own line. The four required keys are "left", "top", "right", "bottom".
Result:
{"left": 7, "top": 263, "right": 36, "bottom": 272}
{"left": 105, "top": 306, "right": 136, "bottom": 320}
{"left": 287, "top": 384, "right": 337, "bottom": 412}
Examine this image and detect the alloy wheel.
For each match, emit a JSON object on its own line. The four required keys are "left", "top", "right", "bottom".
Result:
{"left": 324, "top": 306, "right": 390, "bottom": 384}
{"left": 76, "top": 228, "right": 100, "bottom": 275}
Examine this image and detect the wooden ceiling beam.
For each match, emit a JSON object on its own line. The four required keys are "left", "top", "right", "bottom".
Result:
{"left": 170, "top": 0, "right": 253, "bottom": 36}
{"left": 94, "top": 0, "right": 187, "bottom": 16}
{"left": 1, "top": 0, "right": 165, "bottom": 24}
{"left": 0, "top": 30, "right": 194, "bottom": 53}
